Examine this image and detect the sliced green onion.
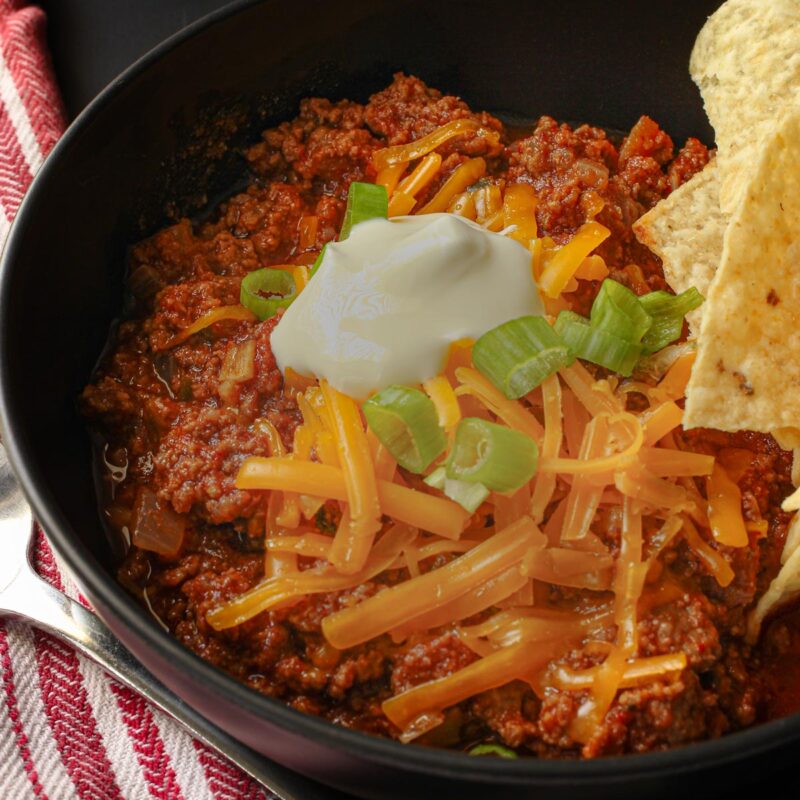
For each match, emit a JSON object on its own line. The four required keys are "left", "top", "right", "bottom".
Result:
{"left": 555, "top": 311, "right": 642, "bottom": 376}
{"left": 239, "top": 268, "right": 297, "bottom": 320}
{"left": 423, "top": 466, "right": 447, "bottom": 489}
{"left": 446, "top": 418, "right": 538, "bottom": 492}
{"left": 469, "top": 744, "right": 518, "bottom": 759}
{"left": 339, "top": 181, "right": 389, "bottom": 241}
{"left": 639, "top": 287, "right": 704, "bottom": 354}
{"left": 309, "top": 243, "right": 328, "bottom": 279}
{"left": 363, "top": 385, "right": 446, "bottom": 473}
{"left": 424, "top": 466, "right": 489, "bottom": 513}
{"left": 590, "top": 279, "right": 652, "bottom": 342}
{"left": 308, "top": 182, "right": 388, "bottom": 280}
{"left": 472, "top": 316, "right": 574, "bottom": 400}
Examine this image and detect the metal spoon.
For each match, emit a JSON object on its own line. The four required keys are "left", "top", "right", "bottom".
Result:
{"left": 0, "top": 443, "right": 348, "bottom": 800}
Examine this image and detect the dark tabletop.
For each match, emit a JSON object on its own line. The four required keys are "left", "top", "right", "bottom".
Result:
{"left": 36, "top": 3, "right": 800, "bottom": 799}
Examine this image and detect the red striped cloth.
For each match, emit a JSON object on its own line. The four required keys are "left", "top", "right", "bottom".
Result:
{"left": 0, "top": 4, "right": 272, "bottom": 797}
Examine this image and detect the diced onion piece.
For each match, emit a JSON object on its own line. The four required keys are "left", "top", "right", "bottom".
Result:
{"left": 425, "top": 466, "right": 489, "bottom": 514}
{"left": 363, "top": 386, "right": 446, "bottom": 473}
{"left": 375, "top": 163, "right": 407, "bottom": 198}
{"left": 339, "top": 181, "right": 389, "bottom": 240}
{"left": 555, "top": 311, "right": 642, "bottom": 377}
{"left": 455, "top": 367, "right": 544, "bottom": 441}
{"left": 240, "top": 268, "right": 297, "bottom": 320}
{"left": 417, "top": 157, "right": 486, "bottom": 214}
{"left": 208, "top": 523, "right": 416, "bottom": 629}
{"left": 706, "top": 464, "right": 749, "bottom": 548}
{"left": 372, "top": 118, "right": 493, "bottom": 171}
{"left": 219, "top": 339, "right": 256, "bottom": 383}
{"left": 322, "top": 516, "right": 545, "bottom": 649}
{"left": 502, "top": 183, "right": 538, "bottom": 245}
{"left": 236, "top": 458, "right": 469, "bottom": 538}
{"left": 539, "top": 222, "right": 610, "bottom": 298}
{"left": 131, "top": 488, "right": 185, "bottom": 557}
{"left": 159, "top": 304, "right": 256, "bottom": 350}
{"left": 472, "top": 316, "right": 573, "bottom": 400}
{"left": 320, "top": 381, "right": 382, "bottom": 573}
{"left": 446, "top": 418, "right": 538, "bottom": 492}
{"left": 639, "top": 287, "right": 704, "bottom": 355}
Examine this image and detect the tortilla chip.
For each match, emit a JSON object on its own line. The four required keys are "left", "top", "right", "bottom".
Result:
{"left": 683, "top": 109, "right": 800, "bottom": 433}
{"left": 690, "top": 0, "right": 800, "bottom": 213}
{"left": 633, "top": 160, "right": 725, "bottom": 332}
{"left": 747, "top": 514, "right": 800, "bottom": 642}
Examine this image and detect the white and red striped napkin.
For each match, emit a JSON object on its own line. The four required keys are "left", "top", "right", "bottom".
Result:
{"left": 0, "top": 3, "right": 273, "bottom": 797}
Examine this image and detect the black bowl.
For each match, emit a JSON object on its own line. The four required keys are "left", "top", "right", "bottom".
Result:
{"left": 3, "top": 1, "right": 799, "bottom": 798}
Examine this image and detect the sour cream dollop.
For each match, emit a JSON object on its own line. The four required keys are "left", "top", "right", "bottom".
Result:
{"left": 271, "top": 213, "right": 544, "bottom": 398}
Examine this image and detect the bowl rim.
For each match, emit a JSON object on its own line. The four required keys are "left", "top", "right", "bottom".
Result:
{"left": 2, "top": 0, "right": 800, "bottom": 784}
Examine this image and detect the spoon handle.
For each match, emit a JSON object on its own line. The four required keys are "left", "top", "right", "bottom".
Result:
{"left": 0, "top": 444, "right": 346, "bottom": 800}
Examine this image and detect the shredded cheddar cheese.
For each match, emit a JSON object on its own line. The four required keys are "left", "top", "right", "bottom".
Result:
{"left": 200, "top": 121, "right": 743, "bottom": 746}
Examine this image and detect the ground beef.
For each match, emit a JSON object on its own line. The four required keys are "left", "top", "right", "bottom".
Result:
{"left": 200, "top": 182, "right": 307, "bottom": 263}
{"left": 507, "top": 116, "right": 618, "bottom": 240}
{"left": 583, "top": 672, "right": 716, "bottom": 757}
{"left": 637, "top": 595, "right": 722, "bottom": 670}
{"left": 668, "top": 137, "right": 711, "bottom": 189}
{"left": 247, "top": 97, "right": 380, "bottom": 193}
{"left": 154, "top": 405, "right": 277, "bottom": 523}
{"left": 364, "top": 73, "right": 504, "bottom": 158}
{"left": 86, "top": 75, "right": 797, "bottom": 760}
{"left": 390, "top": 632, "right": 477, "bottom": 694}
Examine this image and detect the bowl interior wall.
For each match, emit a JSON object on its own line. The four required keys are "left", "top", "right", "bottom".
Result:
{"left": 0, "top": 0, "right": 728, "bottom": 794}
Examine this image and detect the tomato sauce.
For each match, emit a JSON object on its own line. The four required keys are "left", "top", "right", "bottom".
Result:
{"left": 82, "top": 73, "right": 799, "bottom": 757}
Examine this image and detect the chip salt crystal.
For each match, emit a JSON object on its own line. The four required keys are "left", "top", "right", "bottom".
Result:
{"left": 271, "top": 214, "right": 543, "bottom": 399}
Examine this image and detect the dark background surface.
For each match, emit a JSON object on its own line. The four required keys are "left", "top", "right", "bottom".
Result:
{"left": 33, "top": 2, "right": 800, "bottom": 799}
{"left": 42, "top": 0, "right": 236, "bottom": 120}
